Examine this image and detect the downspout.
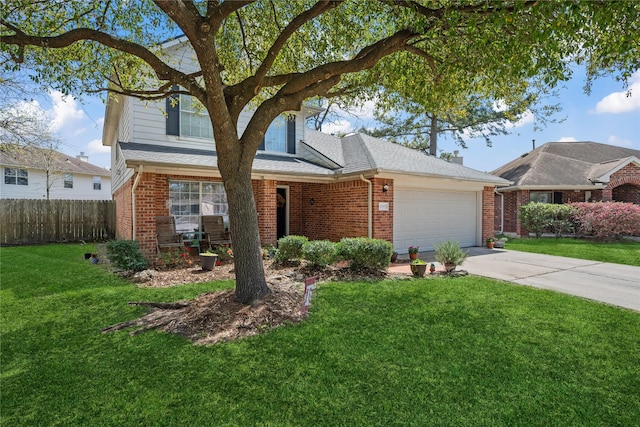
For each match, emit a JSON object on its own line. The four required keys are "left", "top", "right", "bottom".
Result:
{"left": 494, "top": 187, "right": 504, "bottom": 234}
{"left": 360, "top": 175, "right": 373, "bottom": 238}
{"left": 131, "top": 165, "right": 143, "bottom": 240}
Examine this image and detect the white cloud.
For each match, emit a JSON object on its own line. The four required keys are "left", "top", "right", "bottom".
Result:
{"left": 321, "top": 119, "right": 354, "bottom": 135}
{"left": 95, "top": 117, "right": 105, "bottom": 128}
{"left": 48, "top": 90, "right": 85, "bottom": 132}
{"left": 505, "top": 110, "right": 535, "bottom": 129}
{"left": 87, "top": 138, "right": 111, "bottom": 154}
{"left": 558, "top": 136, "right": 578, "bottom": 142}
{"left": 607, "top": 135, "right": 634, "bottom": 148}
{"left": 594, "top": 71, "right": 640, "bottom": 114}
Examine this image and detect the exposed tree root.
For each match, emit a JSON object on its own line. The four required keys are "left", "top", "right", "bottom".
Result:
{"left": 102, "top": 284, "right": 306, "bottom": 345}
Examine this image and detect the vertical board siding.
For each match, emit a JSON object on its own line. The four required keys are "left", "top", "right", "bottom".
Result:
{"left": 0, "top": 199, "right": 116, "bottom": 244}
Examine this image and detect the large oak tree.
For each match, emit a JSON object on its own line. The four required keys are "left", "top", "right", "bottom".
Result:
{"left": 2, "top": 0, "right": 637, "bottom": 304}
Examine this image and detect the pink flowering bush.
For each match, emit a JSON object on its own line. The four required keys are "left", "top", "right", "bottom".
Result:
{"left": 571, "top": 202, "right": 640, "bottom": 240}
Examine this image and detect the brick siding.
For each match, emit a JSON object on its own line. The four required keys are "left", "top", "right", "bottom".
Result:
{"left": 119, "top": 171, "right": 496, "bottom": 259}
{"left": 496, "top": 162, "right": 640, "bottom": 235}
{"left": 482, "top": 186, "right": 495, "bottom": 241}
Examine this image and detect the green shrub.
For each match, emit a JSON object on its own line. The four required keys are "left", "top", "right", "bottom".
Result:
{"left": 547, "top": 204, "right": 578, "bottom": 237}
{"left": 519, "top": 202, "right": 577, "bottom": 237}
{"left": 519, "top": 202, "right": 552, "bottom": 238}
{"left": 434, "top": 240, "right": 468, "bottom": 268}
{"left": 106, "top": 240, "right": 148, "bottom": 272}
{"left": 157, "top": 246, "right": 194, "bottom": 268}
{"left": 302, "top": 240, "right": 338, "bottom": 267}
{"left": 338, "top": 237, "right": 393, "bottom": 271}
{"left": 211, "top": 244, "right": 233, "bottom": 262}
{"left": 275, "top": 235, "right": 309, "bottom": 263}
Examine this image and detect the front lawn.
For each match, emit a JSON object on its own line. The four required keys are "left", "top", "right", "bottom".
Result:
{"left": 2, "top": 244, "right": 639, "bottom": 426}
{"left": 504, "top": 237, "right": 640, "bottom": 266}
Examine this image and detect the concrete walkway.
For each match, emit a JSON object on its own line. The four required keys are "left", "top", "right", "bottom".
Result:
{"left": 390, "top": 247, "right": 640, "bottom": 312}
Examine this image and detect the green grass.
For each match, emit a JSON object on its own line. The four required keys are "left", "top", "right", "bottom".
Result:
{"left": 505, "top": 237, "right": 640, "bottom": 266}
{"left": 2, "top": 244, "right": 639, "bottom": 426}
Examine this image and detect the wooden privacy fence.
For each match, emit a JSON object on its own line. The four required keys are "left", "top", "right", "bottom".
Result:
{"left": 0, "top": 199, "right": 116, "bottom": 245}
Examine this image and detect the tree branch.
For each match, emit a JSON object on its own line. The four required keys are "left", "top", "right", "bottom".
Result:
{"left": 235, "top": 10, "right": 254, "bottom": 74}
{"left": 1, "top": 21, "right": 205, "bottom": 98}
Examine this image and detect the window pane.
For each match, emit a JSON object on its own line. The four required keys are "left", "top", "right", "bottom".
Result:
{"left": 169, "top": 180, "right": 229, "bottom": 233}
{"left": 4, "top": 168, "right": 28, "bottom": 185}
{"left": 264, "top": 116, "right": 287, "bottom": 153}
{"left": 180, "top": 94, "right": 213, "bottom": 139}
{"left": 93, "top": 176, "right": 101, "bottom": 190}
{"left": 64, "top": 174, "right": 73, "bottom": 189}
{"left": 530, "top": 192, "right": 552, "bottom": 203}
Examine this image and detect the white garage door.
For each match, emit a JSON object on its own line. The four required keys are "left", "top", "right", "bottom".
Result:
{"left": 394, "top": 188, "right": 478, "bottom": 253}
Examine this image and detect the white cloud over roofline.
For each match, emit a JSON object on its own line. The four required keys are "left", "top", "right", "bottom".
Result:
{"left": 594, "top": 71, "right": 640, "bottom": 114}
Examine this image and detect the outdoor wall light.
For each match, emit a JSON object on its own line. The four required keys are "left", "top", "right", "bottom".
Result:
{"left": 309, "top": 198, "right": 315, "bottom": 205}
{"left": 382, "top": 183, "right": 389, "bottom": 192}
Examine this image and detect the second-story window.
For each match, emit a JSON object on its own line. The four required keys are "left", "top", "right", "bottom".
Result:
{"left": 93, "top": 176, "right": 102, "bottom": 190}
{"left": 64, "top": 173, "right": 73, "bottom": 189}
{"left": 180, "top": 94, "right": 213, "bottom": 139}
{"left": 263, "top": 116, "right": 287, "bottom": 152}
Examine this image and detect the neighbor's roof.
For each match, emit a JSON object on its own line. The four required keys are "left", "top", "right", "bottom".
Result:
{"left": 0, "top": 144, "right": 111, "bottom": 176}
{"left": 492, "top": 141, "right": 640, "bottom": 188}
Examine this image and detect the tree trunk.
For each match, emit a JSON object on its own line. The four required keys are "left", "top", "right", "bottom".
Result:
{"left": 429, "top": 114, "right": 438, "bottom": 157}
{"left": 224, "top": 167, "right": 271, "bottom": 305}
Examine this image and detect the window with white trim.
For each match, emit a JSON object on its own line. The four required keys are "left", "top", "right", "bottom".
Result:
{"left": 64, "top": 173, "right": 73, "bottom": 189}
{"left": 169, "top": 181, "right": 228, "bottom": 233}
{"left": 263, "top": 115, "right": 287, "bottom": 152}
{"left": 4, "top": 168, "right": 28, "bottom": 185}
{"left": 180, "top": 94, "right": 213, "bottom": 139}
{"left": 93, "top": 176, "right": 102, "bottom": 190}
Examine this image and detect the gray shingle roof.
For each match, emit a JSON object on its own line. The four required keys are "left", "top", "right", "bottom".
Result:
{"left": 0, "top": 144, "right": 110, "bottom": 176}
{"left": 305, "top": 131, "right": 510, "bottom": 184}
{"left": 492, "top": 141, "right": 640, "bottom": 187}
{"left": 118, "top": 142, "right": 334, "bottom": 177}
{"left": 118, "top": 131, "right": 510, "bottom": 185}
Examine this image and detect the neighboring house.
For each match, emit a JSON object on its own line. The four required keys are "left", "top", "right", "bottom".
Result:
{"left": 0, "top": 145, "right": 112, "bottom": 200}
{"left": 492, "top": 141, "right": 640, "bottom": 235}
{"left": 102, "top": 37, "right": 509, "bottom": 260}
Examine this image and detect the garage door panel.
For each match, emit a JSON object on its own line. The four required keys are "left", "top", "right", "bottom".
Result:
{"left": 394, "top": 189, "right": 477, "bottom": 253}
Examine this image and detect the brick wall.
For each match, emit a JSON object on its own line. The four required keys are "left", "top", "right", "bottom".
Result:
{"left": 515, "top": 190, "right": 530, "bottom": 236}
{"left": 113, "top": 177, "right": 133, "bottom": 240}
{"left": 613, "top": 184, "right": 640, "bottom": 204}
{"left": 482, "top": 186, "right": 495, "bottom": 241}
{"left": 371, "top": 178, "right": 393, "bottom": 241}
{"left": 301, "top": 180, "right": 369, "bottom": 241}
{"left": 286, "top": 181, "right": 304, "bottom": 236}
{"left": 609, "top": 163, "right": 640, "bottom": 204}
{"left": 253, "top": 179, "right": 277, "bottom": 245}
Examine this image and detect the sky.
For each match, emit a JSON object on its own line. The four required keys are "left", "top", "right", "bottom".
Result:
{"left": 34, "top": 66, "right": 639, "bottom": 173}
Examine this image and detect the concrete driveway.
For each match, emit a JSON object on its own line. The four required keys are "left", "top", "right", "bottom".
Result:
{"left": 394, "top": 247, "right": 640, "bottom": 312}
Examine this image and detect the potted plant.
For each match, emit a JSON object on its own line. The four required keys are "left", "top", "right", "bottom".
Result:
{"left": 435, "top": 240, "right": 468, "bottom": 272}
{"left": 408, "top": 245, "right": 420, "bottom": 260}
{"left": 410, "top": 259, "right": 427, "bottom": 277}
{"left": 486, "top": 237, "right": 495, "bottom": 249}
{"left": 493, "top": 237, "right": 507, "bottom": 248}
{"left": 200, "top": 251, "right": 218, "bottom": 271}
